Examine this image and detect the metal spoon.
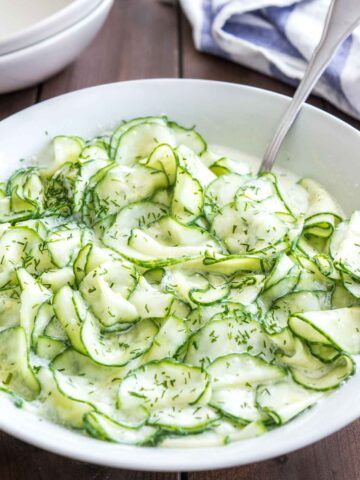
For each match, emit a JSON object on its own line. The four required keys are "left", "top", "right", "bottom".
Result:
{"left": 259, "top": 0, "right": 360, "bottom": 173}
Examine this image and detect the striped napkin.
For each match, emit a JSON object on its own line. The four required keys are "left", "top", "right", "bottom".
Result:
{"left": 180, "top": 0, "right": 360, "bottom": 120}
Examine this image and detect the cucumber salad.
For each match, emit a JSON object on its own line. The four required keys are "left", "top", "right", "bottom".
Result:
{"left": 0, "top": 115, "right": 359, "bottom": 448}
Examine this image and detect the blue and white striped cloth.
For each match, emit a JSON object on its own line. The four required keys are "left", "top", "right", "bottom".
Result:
{"left": 180, "top": 0, "right": 360, "bottom": 120}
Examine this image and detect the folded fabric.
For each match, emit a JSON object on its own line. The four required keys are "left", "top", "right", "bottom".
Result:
{"left": 180, "top": 0, "right": 360, "bottom": 120}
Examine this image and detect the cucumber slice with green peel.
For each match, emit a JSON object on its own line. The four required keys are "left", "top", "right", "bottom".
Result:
{"left": 177, "top": 145, "right": 215, "bottom": 187}
{"left": 80, "top": 260, "right": 138, "bottom": 326}
{"left": 151, "top": 188, "right": 172, "bottom": 206}
{"left": 73, "top": 243, "right": 115, "bottom": 286}
{"left": 93, "top": 164, "right": 168, "bottom": 218}
{"left": 123, "top": 217, "right": 221, "bottom": 267}
{"left": 211, "top": 201, "right": 289, "bottom": 255}
{"left": 209, "top": 157, "right": 251, "bottom": 177}
{"left": 342, "top": 273, "right": 360, "bottom": 299}
{"left": 291, "top": 353, "right": 354, "bottom": 391}
{"left": 45, "top": 136, "right": 84, "bottom": 177}
{"left": 264, "top": 290, "right": 330, "bottom": 334}
{"left": 280, "top": 338, "right": 355, "bottom": 391}
{"left": 289, "top": 307, "right": 360, "bottom": 354}
{"left": 207, "top": 353, "right": 286, "bottom": 390}
{"left": 84, "top": 411, "right": 159, "bottom": 445}
{"left": 163, "top": 269, "right": 226, "bottom": 307}
{"left": 40, "top": 267, "right": 75, "bottom": 292}
{"left": 210, "top": 386, "right": 263, "bottom": 423}
{"left": 44, "top": 316, "right": 67, "bottom": 342}
{"left": 148, "top": 405, "right": 219, "bottom": 432}
{"left": 189, "top": 281, "right": 230, "bottom": 306}
{"left": 261, "top": 254, "right": 300, "bottom": 304}
{"left": 45, "top": 161, "right": 80, "bottom": 216}
{"left": 237, "top": 173, "right": 292, "bottom": 214}
{"left": 55, "top": 286, "right": 158, "bottom": 366}
{"left": 227, "top": 274, "right": 264, "bottom": 306}
{"left": 0, "top": 288, "right": 21, "bottom": 332}
{"left": 204, "top": 173, "right": 251, "bottom": 223}
{"left": 118, "top": 359, "right": 210, "bottom": 413}
{"left": 169, "top": 298, "right": 191, "bottom": 318}
{"left": 141, "top": 143, "right": 177, "bottom": 185}
{"left": 207, "top": 354, "right": 285, "bottom": 423}
{"left": 115, "top": 122, "right": 176, "bottom": 165}
{"left": 53, "top": 286, "right": 87, "bottom": 354}
{"left": 8, "top": 167, "right": 44, "bottom": 215}
{"left": 82, "top": 273, "right": 138, "bottom": 326}
{"left": 0, "top": 326, "right": 40, "bottom": 400}
{"left": 200, "top": 252, "right": 265, "bottom": 275}
{"left": 309, "top": 343, "right": 340, "bottom": 363}
{"left": 47, "top": 223, "right": 89, "bottom": 268}
{"left": 102, "top": 201, "right": 168, "bottom": 250}
{"left": 332, "top": 282, "right": 360, "bottom": 309}
{"left": 141, "top": 315, "right": 188, "bottom": 363}
{"left": 330, "top": 212, "right": 360, "bottom": 281}
{"left": 161, "top": 419, "right": 265, "bottom": 447}
{"left": 37, "top": 367, "right": 93, "bottom": 428}
{"left": 36, "top": 336, "right": 66, "bottom": 361}
{"left": 73, "top": 157, "right": 111, "bottom": 214}
{"left": 294, "top": 255, "right": 334, "bottom": 292}
{"left": 256, "top": 379, "right": 323, "bottom": 424}
{"left": 185, "top": 316, "right": 276, "bottom": 367}
{"left": 81, "top": 311, "right": 158, "bottom": 367}
{"left": 0, "top": 226, "right": 42, "bottom": 288}
{"left": 168, "top": 121, "right": 207, "bottom": 155}
{"left": 171, "top": 167, "right": 204, "bottom": 224}
{"left": 300, "top": 178, "right": 343, "bottom": 237}
{"left": 32, "top": 301, "right": 54, "bottom": 347}
{"left": 111, "top": 116, "right": 168, "bottom": 160}
{"left": 128, "top": 276, "right": 173, "bottom": 319}
{"left": 17, "top": 268, "right": 51, "bottom": 345}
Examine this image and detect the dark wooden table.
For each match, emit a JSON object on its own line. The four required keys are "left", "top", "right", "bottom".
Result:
{"left": 0, "top": 1, "right": 359, "bottom": 479}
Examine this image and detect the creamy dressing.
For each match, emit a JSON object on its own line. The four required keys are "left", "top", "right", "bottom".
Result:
{"left": 0, "top": 120, "right": 358, "bottom": 449}
{"left": 210, "top": 144, "right": 310, "bottom": 216}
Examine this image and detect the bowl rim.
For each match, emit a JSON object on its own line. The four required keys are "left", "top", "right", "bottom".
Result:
{"left": 0, "top": 0, "right": 112, "bottom": 61}
{"left": 0, "top": 0, "right": 102, "bottom": 56}
{"left": 0, "top": 78, "right": 359, "bottom": 471}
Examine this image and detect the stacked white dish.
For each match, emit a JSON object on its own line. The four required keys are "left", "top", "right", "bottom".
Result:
{"left": 0, "top": 0, "right": 113, "bottom": 93}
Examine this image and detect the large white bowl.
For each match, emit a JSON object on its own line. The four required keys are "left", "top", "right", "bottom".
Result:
{"left": 0, "top": 79, "right": 359, "bottom": 471}
{"left": 0, "top": 0, "right": 101, "bottom": 55}
{"left": 0, "top": 0, "right": 113, "bottom": 94}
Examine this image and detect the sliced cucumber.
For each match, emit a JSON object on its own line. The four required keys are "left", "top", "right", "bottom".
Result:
{"left": 84, "top": 412, "right": 159, "bottom": 445}
{"left": 0, "top": 327, "right": 40, "bottom": 400}
{"left": 256, "top": 379, "right": 322, "bottom": 424}
{"left": 185, "top": 316, "right": 275, "bottom": 367}
{"left": 289, "top": 307, "right": 360, "bottom": 354}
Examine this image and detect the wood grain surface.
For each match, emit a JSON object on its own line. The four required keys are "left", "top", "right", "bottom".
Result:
{"left": 0, "top": 1, "right": 359, "bottom": 478}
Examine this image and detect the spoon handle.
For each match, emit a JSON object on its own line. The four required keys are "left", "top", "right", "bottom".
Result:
{"left": 259, "top": 0, "right": 360, "bottom": 173}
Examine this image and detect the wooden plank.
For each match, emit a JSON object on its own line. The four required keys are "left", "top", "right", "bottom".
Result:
{"left": 188, "top": 420, "right": 360, "bottom": 480}
{"left": 39, "top": 0, "right": 179, "bottom": 100}
{"left": 0, "top": 87, "right": 38, "bottom": 121}
{"left": 0, "top": 431, "right": 179, "bottom": 480}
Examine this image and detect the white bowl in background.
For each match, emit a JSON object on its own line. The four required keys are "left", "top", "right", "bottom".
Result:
{"left": 0, "top": 79, "right": 359, "bottom": 471}
{"left": 0, "top": 0, "right": 113, "bottom": 94}
{"left": 0, "top": 0, "right": 101, "bottom": 55}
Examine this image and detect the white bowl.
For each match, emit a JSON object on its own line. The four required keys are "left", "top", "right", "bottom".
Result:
{"left": 0, "top": 0, "right": 101, "bottom": 55}
{"left": 0, "top": 79, "right": 359, "bottom": 471}
{"left": 0, "top": 0, "right": 113, "bottom": 94}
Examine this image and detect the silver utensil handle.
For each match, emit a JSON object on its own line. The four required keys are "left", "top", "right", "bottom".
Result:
{"left": 260, "top": 0, "right": 360, "bottom": 173}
